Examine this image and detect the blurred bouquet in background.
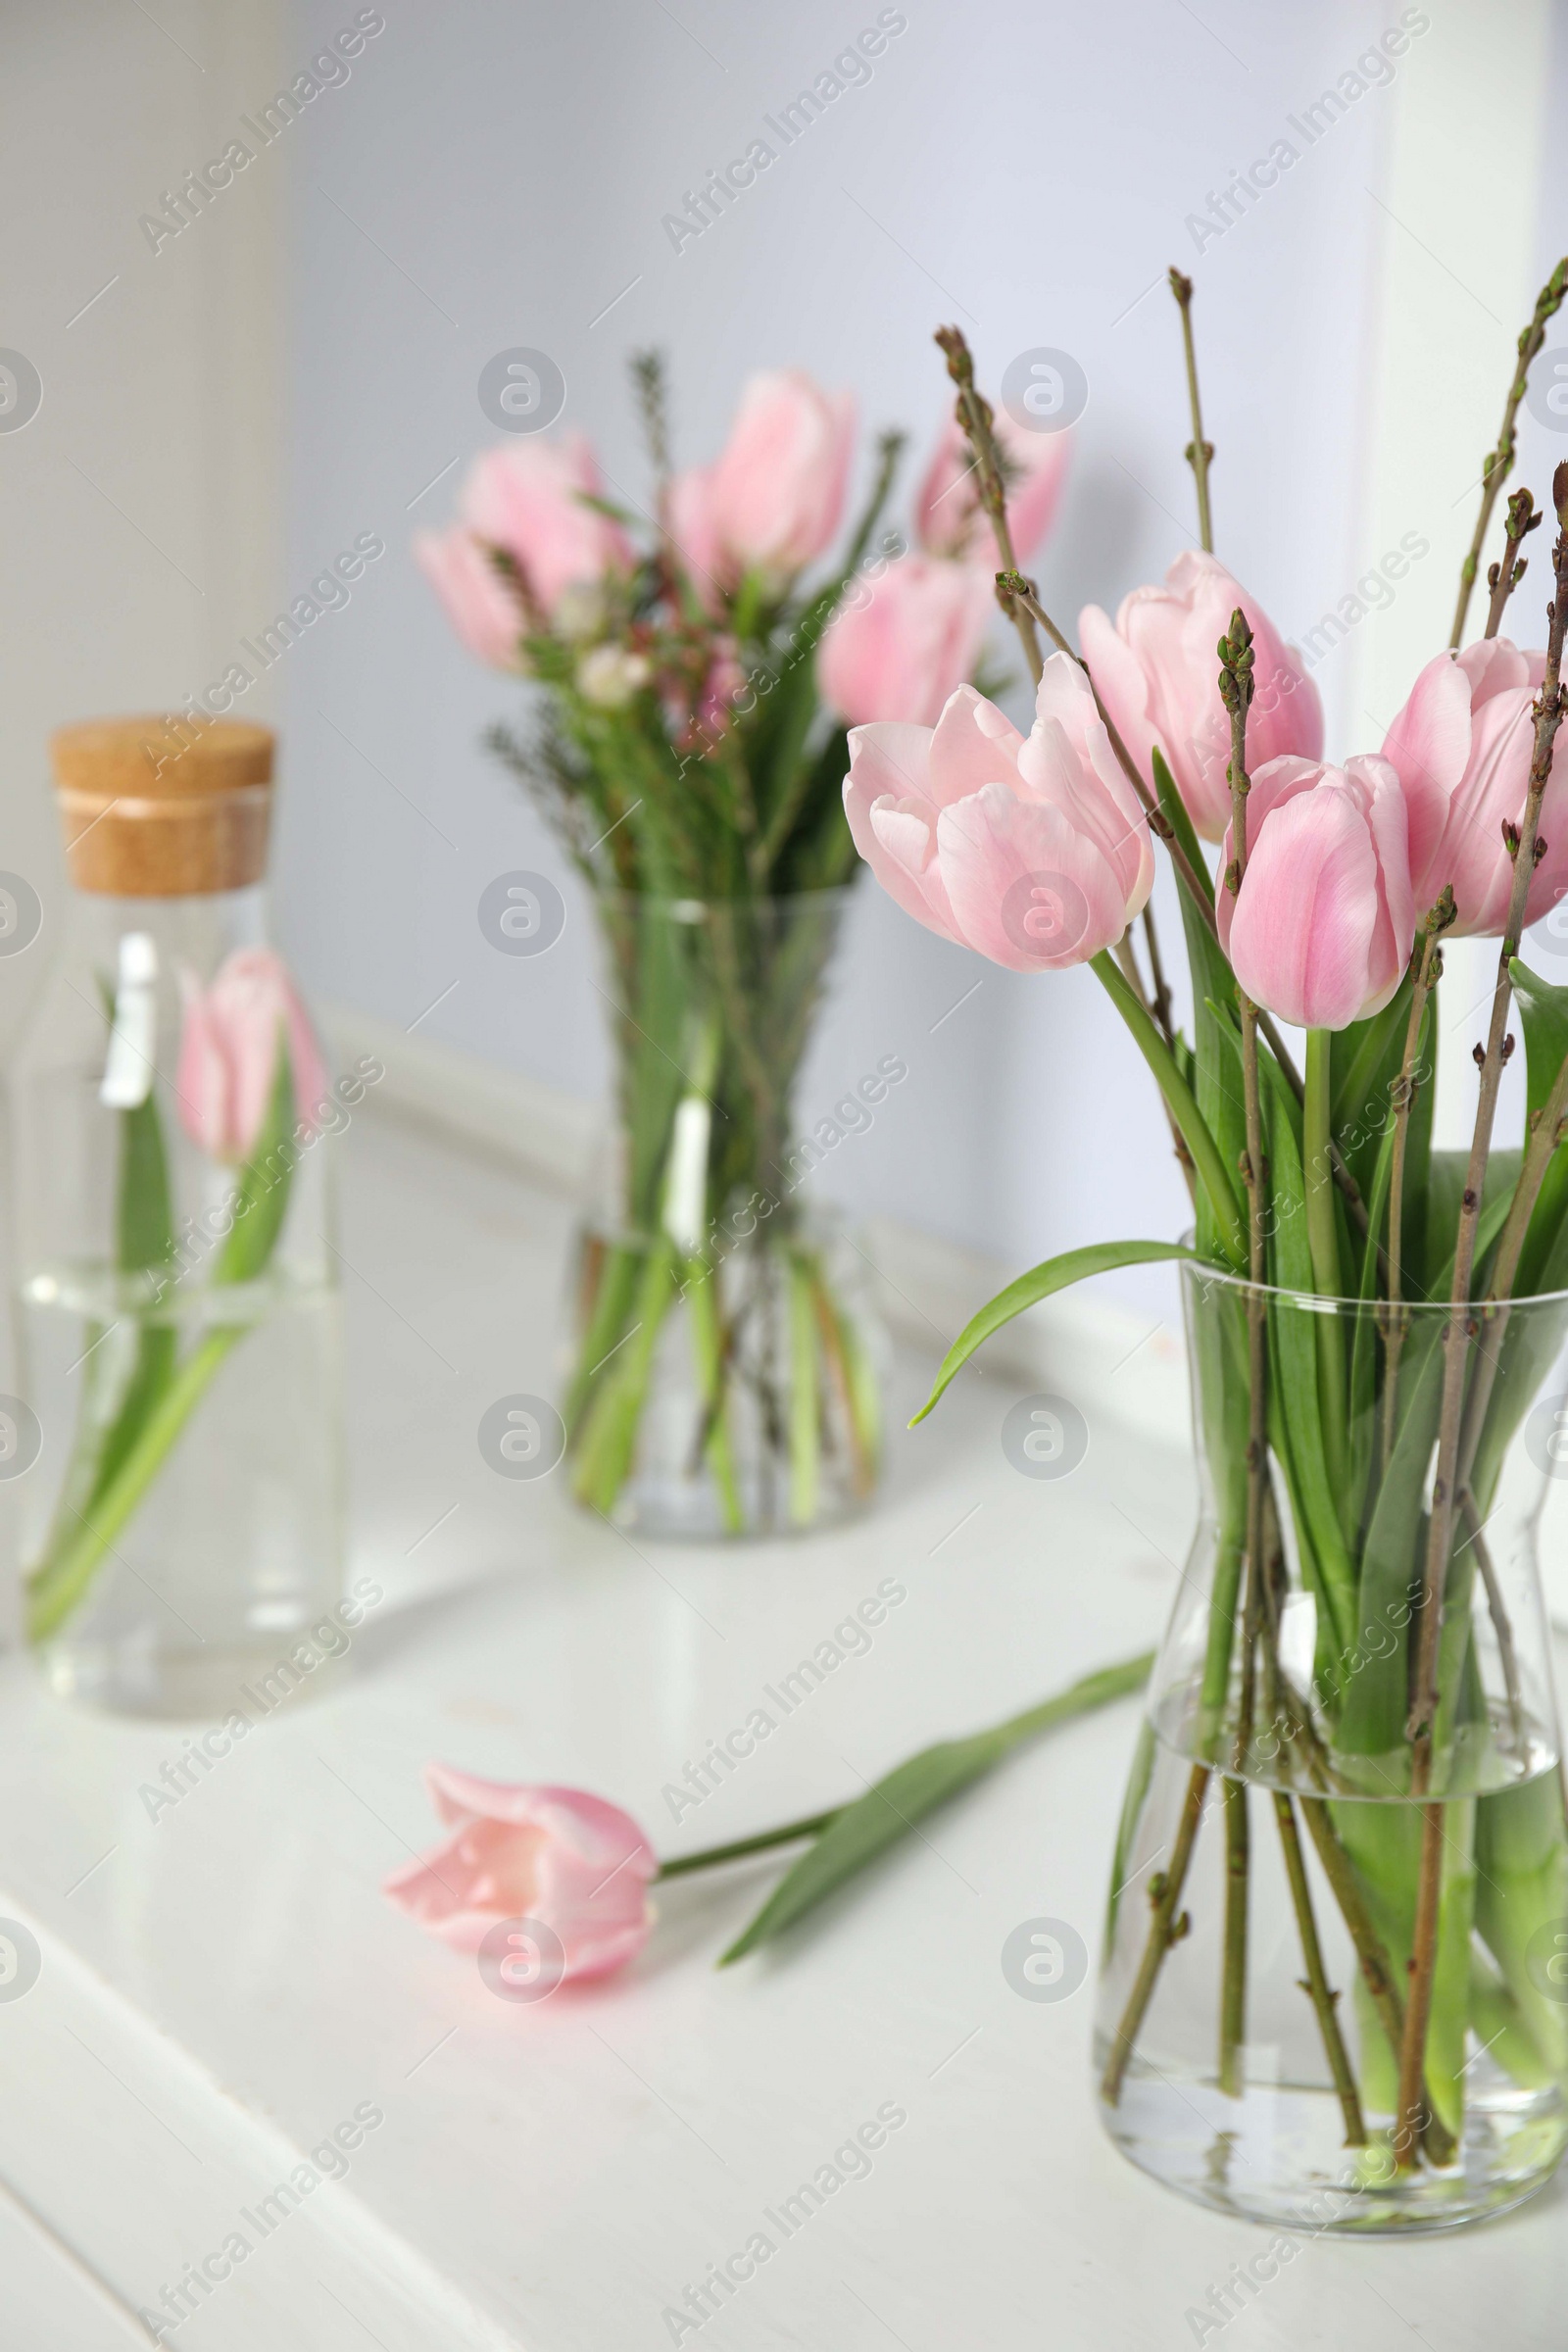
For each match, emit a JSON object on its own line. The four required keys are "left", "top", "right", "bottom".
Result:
{"left": 417, "top": 357, "right": 1068, "bottom": 1537}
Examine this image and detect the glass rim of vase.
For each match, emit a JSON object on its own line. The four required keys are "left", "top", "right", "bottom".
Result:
{"left": 1178, "top": 1236, "right": 1568, "bottom": 1316}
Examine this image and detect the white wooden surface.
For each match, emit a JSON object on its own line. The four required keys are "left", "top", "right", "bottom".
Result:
{"left": 2, "top": 1102, "right": 1567, "bottom": 2348}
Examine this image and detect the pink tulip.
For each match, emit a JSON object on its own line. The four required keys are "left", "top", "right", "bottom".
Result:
{"left": 457, "top": 433, "right": 632, "bottom": 621}
{"left": 414, "top": 528, "right": 525, "bottom": 670}
{"left": 843, "top": 658, "right": 1153, "bottom": 972}
{"left": 818, "top": 555, "right": 996, "bottom": 727}
{"left": 175, "top": 949, "right": 328, "bottom": 1162}
{"left": 383, "top": 1766, "right": 656, "bottom": 1986}
{"left": 1217, "top": 756, "right": 1413, "bottom": 1031}
{"left": 914, "top": 414, "right": 1070, "bottom": 564}
{"left": 668, "top": 370, "right": 855, "bottom": 597}
{"left": 1381, "top": 636, "right": 1568, "bottom": 936}
{"left": 1080, "top": 551, "right": 1323, "bottom": 842}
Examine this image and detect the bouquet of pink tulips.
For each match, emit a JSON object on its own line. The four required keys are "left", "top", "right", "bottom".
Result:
{"left": 418, "top": 354, "right": 1066, "bottom": 1534}
{"left": 845, "top": 270, "right": 1568, "bottom": 2212}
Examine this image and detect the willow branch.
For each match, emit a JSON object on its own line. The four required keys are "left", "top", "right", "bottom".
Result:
{"left": 1218, "top": 610, "right": 1261, "bottom": 2100}
{"left": 1484, "top": 486, "right": 1543, "bottom": 640}
{"left": 1450, "top": 260, "right": 1567, "bottom": 649}
{"left": 1169, "top": 269, "right": 1214, "bottom": 552}
{"left": 934, "top": 326, "right": 1043, "bottom": 683}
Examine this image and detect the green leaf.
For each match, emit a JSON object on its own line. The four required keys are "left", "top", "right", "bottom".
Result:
{"left": 215, "top": 1035, "right": 298, "bottom": 1286}
{"left": 1151, "top": 746, "right": 1213, "bottom": 910}
{"left": 1329, "top": 980, "right": 1411, "bottom": 1205}
{"left": 117, "top": 1092, "right": 176, "bottom": 1273}
{"left": 718, "top": 1652, "right": 1154, "bottom": 1965}
{"left": 85, "top": 1085, "right": 180, "bottom": 1517}
{"left": 1346, "top": 1072, "right": 1405, "bottom": 1534}
{"left": 1255, "top": 1038, "right": 1357, "bottom": 1651}
{"left": 1426, "top": 1150, "right": 1522, "bottom": 1301}
{"left": 1094, "top": 953, "right": 1244, "bottom": 1260}
{"left": 911, "top": 1241, "right": 1198, "bottom": 1424}
{"left": 1508, "top": 958, "right": 1568, "bottom": 1296}
{"left": 1510, "top": 956, "right": 1568, "bottom": 1124}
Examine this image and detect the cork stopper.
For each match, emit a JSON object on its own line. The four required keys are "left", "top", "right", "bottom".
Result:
{"left": 51, "top": 715, "right": 274, "bottom": 897}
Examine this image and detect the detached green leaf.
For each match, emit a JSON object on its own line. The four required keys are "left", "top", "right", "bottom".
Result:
{"left": 911, "top": 1241, "right": 1197, "bottom": 1424}
{"left": 718, "top": 1652, "right": 1154, "bottom": 1965}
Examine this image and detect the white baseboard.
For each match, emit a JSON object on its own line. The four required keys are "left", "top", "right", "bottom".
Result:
{"left": 319, "top": 999, "right": 1568, "bottom": 1633}
{"left": 319, "top": 999, "right": 1194, "bottom": 1453}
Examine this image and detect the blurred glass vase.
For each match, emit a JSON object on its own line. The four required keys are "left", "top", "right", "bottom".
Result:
{"left": 565, "top": 891, "right": 887, "bottom": 1538}
{"left": 6, "top": 716, "right": 347, "bottom": 1715}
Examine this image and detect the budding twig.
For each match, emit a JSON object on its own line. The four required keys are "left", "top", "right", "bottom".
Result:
{"left": 934, "top": 327, "right": 1044, "bottom": 684}
{"left": 1169, "top": 270, "right": 1215, "bottom": 554}
{"left": 1450, "top": 259, "right": 1567, "bottom": 649}
{"left": 1217, "top": 609, "right": 1262, "bottom": 2101}
{"left": 1484, "top": 486, "right": 1543, "bottom": 639}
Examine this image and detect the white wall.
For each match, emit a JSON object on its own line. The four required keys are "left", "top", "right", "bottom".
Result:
{"left": 8, "top": 1, "right": 1563, "bottom": 1329}
{"left": 0, "top": 0, "right": 285, "bottom": 1058}
{"left": 273, "top": 0, "right": 1429, "bottom": 1318}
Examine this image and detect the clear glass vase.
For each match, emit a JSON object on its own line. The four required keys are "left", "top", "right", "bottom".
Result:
{"left": 1095, "top": 1261, "right": 1568, "bottom": 2231}
{"left": 564, "top": 891, "right": 888, "bottom": 1538}
{"left": 5, "top": 719, "right": 349, "bottom": 1716}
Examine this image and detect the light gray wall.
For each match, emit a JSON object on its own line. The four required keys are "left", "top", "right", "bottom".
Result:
{"left": 268, "top": 0, "right": 1546, "bottom": 1308}
{"left": 0, "top": 1, "right": 285, "bottom": 1060}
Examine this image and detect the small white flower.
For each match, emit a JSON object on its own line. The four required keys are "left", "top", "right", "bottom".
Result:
{"left": 577, "top": 646, "right": 652, "bottom": 709}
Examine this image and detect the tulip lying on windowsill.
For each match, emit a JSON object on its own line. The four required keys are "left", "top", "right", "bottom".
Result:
{"left": 382, "top": 1653, "right": 1153, "bottom": 1990}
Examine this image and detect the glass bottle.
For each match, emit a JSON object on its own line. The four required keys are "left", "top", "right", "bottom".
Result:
{"left": 4, "top": 714, "right": 346, "bottom": 1715}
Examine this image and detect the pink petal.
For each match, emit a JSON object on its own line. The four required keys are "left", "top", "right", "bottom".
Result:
{"left": 1230, "top": 787, "right": 1383, "bottom": 1030}
{"left": 936, "top": 783, "right": 1126, "bottom": 972}
{"left": 926, "top": 683, "right": 1028, "bottom": 806}
{"left": 415, "top": 530, "right": 525, "bottom": 670}
{"left": 1382, "top": 651, "right": 1476, "bottom": 908}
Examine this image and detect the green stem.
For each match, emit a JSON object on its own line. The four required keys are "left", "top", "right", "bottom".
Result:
{"left": 1091, "top": 952, "right": 1245, "bottom": 1265}
{"left": 1303, "top": 1030, "right": 1348, "bottom": 1495}
{"left": 786, "top": 1250, "right": 819, "bottom": 1527}
{"left": 656, "top": 1810, "right": 840, "bottom": 1880}
{"left": 684, "top": 1257, "right": 744, "bottom": 1535}
{"left": 659, "top": 1653, "right": 1154, "bottom": 1886}
{"left": 571, "top": 1240, "right": 679, "bottom": 1513}
{"left": 26, "top": 1327, "right": 240, "bottom": 1643}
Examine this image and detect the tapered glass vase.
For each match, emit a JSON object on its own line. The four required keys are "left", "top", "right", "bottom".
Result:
{"left": 1095, "top": 1260, "right": 1568, "bottom": 2232}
